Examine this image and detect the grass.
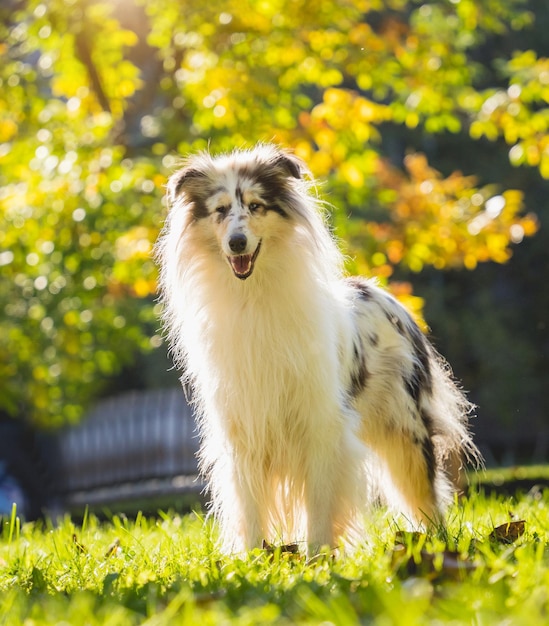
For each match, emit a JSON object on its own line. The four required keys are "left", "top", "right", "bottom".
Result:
{"left": 1, "top": 483, "right": 549, "bottom": 625}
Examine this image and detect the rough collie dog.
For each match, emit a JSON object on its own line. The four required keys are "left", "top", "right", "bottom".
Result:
{"left": 155, "top": 143, "right": 479, "bottom": 556}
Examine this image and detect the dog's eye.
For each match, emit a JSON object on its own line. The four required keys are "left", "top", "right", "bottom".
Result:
{"left": 249, "top": 202, "right": 262, "bottom": 212}
{"left": 215, "top": 206, "right": 229, "bottom": 216}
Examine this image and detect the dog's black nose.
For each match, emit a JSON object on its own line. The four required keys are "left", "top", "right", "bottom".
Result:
{"left": 229, "top": 233, "right": 247, "bottom": 254}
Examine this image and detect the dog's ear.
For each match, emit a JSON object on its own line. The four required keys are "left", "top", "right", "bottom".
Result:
{"left": 273, "top": 152, "right": 305, "bottom": 180}
{"left": 167, "top": 166, "right": 206, "bottom": 202}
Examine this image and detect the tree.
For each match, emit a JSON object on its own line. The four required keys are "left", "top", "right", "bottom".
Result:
{"left": 0, "top": 0, "right": 545, "bottom": 426}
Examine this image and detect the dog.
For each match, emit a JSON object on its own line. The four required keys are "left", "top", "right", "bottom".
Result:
{"left": 155, "top": 143, "right": 480, "bottom": 556}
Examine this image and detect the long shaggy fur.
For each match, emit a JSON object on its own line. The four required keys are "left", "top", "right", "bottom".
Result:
{"left": 155, "top": 143, "right": 480, "bottom": 556}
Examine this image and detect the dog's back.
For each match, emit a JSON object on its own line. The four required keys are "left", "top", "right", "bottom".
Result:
{"left": 345, "top": 276, "right": 479, "bottom": 522}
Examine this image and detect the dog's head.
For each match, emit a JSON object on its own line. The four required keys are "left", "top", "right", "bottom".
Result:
{"left": 167, "top": 144, "right": 310, "bottom": 280}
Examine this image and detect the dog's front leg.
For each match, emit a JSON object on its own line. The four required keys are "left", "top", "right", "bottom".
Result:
{"left": 305, "top": 442, "right": 345, "bottom": 558}
{"left": 210, "top": 454, "right": 265, "bottom": 554}
{"left": 303, "top": 423, "right": 363, "bottom": 558}
{"left": 305, "top": 475, "right": 335, "bottom": 558}
{"left": 230, "top": 462, "right": 265, "bottom": 552}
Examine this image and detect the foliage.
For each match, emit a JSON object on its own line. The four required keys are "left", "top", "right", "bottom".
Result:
{"left": 1, "top": 489, "right": 549, "bottom": 624}
{"left": 0, "top": 0, "right": 546, "bottom": 425}
{"left": 0, "top": 0, "right": 162, "bottom": 425}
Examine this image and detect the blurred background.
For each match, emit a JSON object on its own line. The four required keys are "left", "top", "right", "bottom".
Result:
{"left": 0, "top": 0, "right": 548, "bottom": 519}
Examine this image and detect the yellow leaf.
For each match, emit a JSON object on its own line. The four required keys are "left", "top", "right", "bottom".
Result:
{"left": 0, "top": 119, "right": 17, "bottom": 141}
{"left": 521, "top": 214, "right": 539, "bottom": 236}
{"left": 489, "top": 520, "right": 526, "bottom": 544}
{"left": 405, "top": 111, "right": 420, "bottom": 129}
{"left": 464, "top": 254, "right": 477, "bottom": 270}
{"left": 341, "top": 162, "right": 364, "bottom": 188}
{"left": 133, "top": 278, "right": 155, "bottom": 298}
{"left": 540, "top": 154, "right": 549, "bottom": 179}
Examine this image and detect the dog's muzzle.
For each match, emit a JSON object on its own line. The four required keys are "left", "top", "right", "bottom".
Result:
{"left": 227, "top": 234, "right": 261, "bottom": 280}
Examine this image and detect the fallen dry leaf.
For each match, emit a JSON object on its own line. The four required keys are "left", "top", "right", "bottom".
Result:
{"left": 72, "top": 534, "right": 87, "bottom": 554}
{"left": 392, "top": 545, "right": 478, "bottom": 580}
{"left": 105, "top": 538, "right": 121, "bottom": 558}
{"left": 489, "top": 520, "right": 526, "bottom": 544}
{"left": 262, "top": 540, "right": 300, "bottom": 554}
{"left": 394, "top": 531, "right": 427, "bottom": 545}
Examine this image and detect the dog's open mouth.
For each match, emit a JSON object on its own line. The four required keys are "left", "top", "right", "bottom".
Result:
{"left": 228, "top": 242, "right": 261, "bottom": 280}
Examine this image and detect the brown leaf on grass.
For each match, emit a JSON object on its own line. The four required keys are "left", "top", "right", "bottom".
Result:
{"left": 392, "top": 545, "right": 478, "bottom": 580}
{"left": 105, "top": 538, "right": 121, "bottom": 558}
{"left": 489, "top": 520, "right": 526, "bottom": 544}
{"left": 262, "top": 540, "right": 300, "bottom": 555}
{"left": 72, "top": 534, "right": 87, "bottom": 554}
{"left": 394, "top": 531, "right": 427, "bottom": 545}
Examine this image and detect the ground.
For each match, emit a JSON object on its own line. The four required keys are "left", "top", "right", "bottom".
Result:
{"left": 1, "top": 472, "right": 548, "bottom": 625}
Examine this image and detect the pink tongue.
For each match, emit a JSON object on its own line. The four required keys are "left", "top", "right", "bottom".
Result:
{"left": 231, "top": 255, "right": 252, "bottom": 274}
